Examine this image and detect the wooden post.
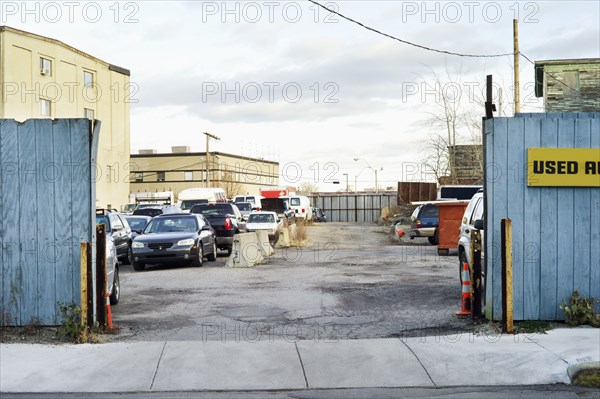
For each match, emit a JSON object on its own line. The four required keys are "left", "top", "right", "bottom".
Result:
{"left": 80, "top": 243, "right": 89, "bottom": 342}
{"left": 86, "top": 244, "right": 94, "bottom": 326}
{"left": 501, "top": 218, "right": 514, "bottom": 333}
{"left": 95, "top": 224, "right": 107, "bottom": 326}
{"left": 513, "top": 19, "right": 520, "bottom": 114}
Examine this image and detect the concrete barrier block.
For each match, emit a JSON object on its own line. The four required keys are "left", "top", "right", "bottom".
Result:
{"left": 225, "top": 233, "right": 264, "bottom": 268}
{"left": 288, "top": 224, "right": 297, "bottom": 241}
{"left": 275, "top": 227, "right": 290, "bottom": 248}
{"left": 256, "top": 230, "right": 274, "bottom": 256}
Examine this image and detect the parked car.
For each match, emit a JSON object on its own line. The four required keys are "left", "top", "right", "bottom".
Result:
{"left": 245, "top": 211, "right": 281, "bottom": 246}
{"left": 233, "top": 195, "right": 264, "bottom": 210}
{"left": 105, "top": 231, "right": 120, "bottom": 305}
{"left": 458, "top": 189, "right": 485, "bottom": 282}
{"left": 312, "top": 207, "right": 327, "bottom": 223}
{"left": 125, "top": 215, "right": 153, "bottom": 239}
{"left": 96, "top": 209, "right": 133, "bottom": 265}
{"left": 235, "top": 201, "right": 254, "bottom": 221}
{"left": 132, "top": 204, "right": 181, "bottom": 217}
{"left": 408, "top": 203, "right": 439, "bottom": 245}
{"left": 189, "top": 203, "right": 244, "bottom": 256}
{"left": 131, "top": 213, "right": 217, "bottom": 271}
{"left": 121, "top": 203, "right": 137, "bottom": 215}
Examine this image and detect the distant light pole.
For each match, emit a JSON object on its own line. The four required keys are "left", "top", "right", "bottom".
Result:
{"left": 343, "top": 173, "right": 349, "bottom": 192}
{"left": 204, "top": 132, "right": 220, "bottom": 187}
{"left": 354, "top": 158, "right": 383, "bottom": 193}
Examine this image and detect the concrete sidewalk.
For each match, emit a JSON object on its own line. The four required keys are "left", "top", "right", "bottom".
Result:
{"left": 1, "top": 328, "right": 598, "bottom": 393}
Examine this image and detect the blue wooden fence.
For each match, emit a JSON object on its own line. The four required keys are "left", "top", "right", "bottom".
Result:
{"left": 1, "top": 119, "right": 99, "bottom": 326}
{"left": 484, "top": 112, "right": 600, "bottom": 320}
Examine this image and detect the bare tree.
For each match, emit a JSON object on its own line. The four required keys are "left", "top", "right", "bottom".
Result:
{"left": 219, "top": 171, "right": 244, "bottom": 198}
{"left": 298, "top": 181, "right": 319, "bottom": 195}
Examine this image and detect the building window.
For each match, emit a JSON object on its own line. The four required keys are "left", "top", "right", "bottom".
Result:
{"left": 184, "top": 171, "right": 193, "bottom": 181}
{"left": 157, "top": 171, "right": 165, "bottom": 182}
{"left": 135, "top": 172, "right": 143, "bottom": 182}
{"left": 84, "top": 108, "right": 94, "bottom": 120}
{"left": 40, "top": 58, "right": 52, "bottom": 76}
{"left": 106, "top": 165, "right": 112, "bottom": 182}
{"left": 40, "top": 98, "right": 51, "bottom": 116}
{"left": 84, "top": 71, "right": 94, "bottom": 87}
{"left": 563, "top": 71, "right": 580, "bottom": 97}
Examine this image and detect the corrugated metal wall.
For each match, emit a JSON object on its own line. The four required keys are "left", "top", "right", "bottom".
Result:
{"left": 0, "top": 119, "right": 99, "bottom": 326}
{"left": 308, "top": 193, "right": 398, "bottom": 222}
{"left": 485, "top": 112, "right": 600, "bottom": 321}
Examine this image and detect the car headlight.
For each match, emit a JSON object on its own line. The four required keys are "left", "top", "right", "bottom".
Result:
{"left": 132, "top": 242, "right": 144, "bottom": 248}
{"left": 177, "top": 238, "right": 195, "bottom": 246}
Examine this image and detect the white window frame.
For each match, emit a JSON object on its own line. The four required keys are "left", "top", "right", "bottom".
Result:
{"left": 40, "top": 98, "right": 51, "bottom": 117}
{"left": 83, "top": 71, "right": 94, "bottom": 88}
{"left": 40, "top": 57, "right": 52, "bottom": 76}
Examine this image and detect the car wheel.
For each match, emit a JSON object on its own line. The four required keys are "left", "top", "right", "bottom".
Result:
{"left": 122, "top": 245, "right": 132, "bottom": 265}
{"left": 207, "top": 241, "right": 217, "bottom": 261}
{"left": 132, "top": 260, "right": 145, "bottom": 271}
{"left": 110, "top": 266, "right": 120, "bottom": 305}
{"left": 193, "top": 246, "right": 204, "bottom": 267}
{"left": 428, "top": 230, "right": 439, "bottom": 246}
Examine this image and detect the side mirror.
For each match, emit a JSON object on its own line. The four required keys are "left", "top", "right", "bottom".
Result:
{"left": 201, "top": 225, "right": 211, "bottom": 231}
{"left": 474, "top": 219, "right": 484, "bottom": 230}
{"left": 112, "top": 224, "right": 123, "bottom": 231}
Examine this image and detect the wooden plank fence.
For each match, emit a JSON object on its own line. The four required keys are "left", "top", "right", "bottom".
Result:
{"left": 0, "top": 119, "right": 99, "bottom": 326}
{"left": 485, "top": 112, "right": 600, "bottom": 321}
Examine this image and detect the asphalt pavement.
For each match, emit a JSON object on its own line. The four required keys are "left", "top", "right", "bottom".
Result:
{"left": 1, "top": 327, "right": 598, "bottom": 393}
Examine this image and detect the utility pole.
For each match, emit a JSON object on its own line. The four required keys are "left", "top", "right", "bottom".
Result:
{"left": 343, "top": 173, "right": 349, "bottom": 192}
{"left": 513, "top": 19, "right": 520, "bottom": 114}
{"left": 204, "top": 132, "right": 220, "bottom": 188}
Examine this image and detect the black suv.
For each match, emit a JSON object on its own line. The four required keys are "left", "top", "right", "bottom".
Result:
{"left": 190, "top": 203, "right": 244, "bottom": 256}
{"left": 96, "top": 209, "right": 133, "bottom": 264}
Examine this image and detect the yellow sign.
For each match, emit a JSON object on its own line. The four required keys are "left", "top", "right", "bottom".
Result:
{"left": 527, "top": 148, "right": 600, "bottom": 187}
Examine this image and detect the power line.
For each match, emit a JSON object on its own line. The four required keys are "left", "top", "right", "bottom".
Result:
{"left": 520, "top": 52, "right": 582, "bottom": 94}
{"left": 307, "top": 0, "right": 514, "bottom": 58}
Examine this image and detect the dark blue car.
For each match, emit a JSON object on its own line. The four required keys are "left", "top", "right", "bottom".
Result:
{"left": 409, "top": 204, "right": 439, "bottom": 245}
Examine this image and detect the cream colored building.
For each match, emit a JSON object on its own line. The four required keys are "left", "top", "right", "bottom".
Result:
{"left": 130, "top": 147, "right": 279, "bottom": 199}
{"left": 0, "top": 25, "right": 130, "bottom": 209}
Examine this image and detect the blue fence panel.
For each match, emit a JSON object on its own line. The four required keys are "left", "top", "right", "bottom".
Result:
{"left": 0, "top": 119, "right": 98, "bottom": 326}
{"left": 485, "top": 113, "right": 600, "bottom": 320}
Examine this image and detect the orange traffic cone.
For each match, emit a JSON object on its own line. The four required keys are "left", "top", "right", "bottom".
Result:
{"left": 397, "top": 228, "right": 405, "bottom": 237}
{"left": 456, "top": 261, "right": 471, "bottom": 316}
{"left": 105, "top": 292, "right": 114, "bottom": 330}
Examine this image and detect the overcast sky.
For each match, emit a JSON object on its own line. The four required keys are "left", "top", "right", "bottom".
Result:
{"left": 5, "top": 1, "right": 599, "bottom": 190}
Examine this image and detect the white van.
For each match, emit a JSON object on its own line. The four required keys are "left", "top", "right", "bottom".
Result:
{"left": 177, "top": 188, "right": 227, "bottom": 212}
{"left": 280, "top": 196, "right": 312, "bottom": 220}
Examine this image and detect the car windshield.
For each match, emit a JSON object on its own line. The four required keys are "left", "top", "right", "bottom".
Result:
{"left": 95, "top": 215, "right": 111, "bottom": 232}
{"left": 236, "top": 203, "right": 252, "bottom": 211}
{"left": 127, "top": 217, "right": 149, "bottom": 231}
{"left": 248, "top": 214, "right": 275, "bottom": 223}
{"left": 181, "top": 199, "right": 208, "bottom": 210}
{"left": 133, "top": 208, "right": 163, "bottom": 217}
{"left": 144, "top": 217, "right": 198, "bottom": 233}
{"left": 420, "top": 205, "right": 439, "bottom": 217}
{"left": 136, "top": 203, "right": 162, "bottom": 209}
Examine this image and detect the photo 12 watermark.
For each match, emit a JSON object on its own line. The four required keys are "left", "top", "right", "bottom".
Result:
{"left": 200, "top": 1, "right": 340, "bottom": 24}
{"left": 0, "top": 1, "right": 141, "bottom": 24}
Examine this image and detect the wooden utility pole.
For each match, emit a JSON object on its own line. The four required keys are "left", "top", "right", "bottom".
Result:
{"left": 513, "top": 19, "right": 520, "bottom": 114}
{"left": 204, "top": 132, "right": 221, "bottom": 188}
